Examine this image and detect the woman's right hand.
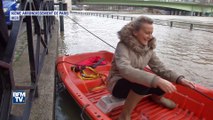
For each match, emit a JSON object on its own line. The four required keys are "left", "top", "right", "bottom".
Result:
{"left": 156, "top": 78, "right": 176, "bottom": 93}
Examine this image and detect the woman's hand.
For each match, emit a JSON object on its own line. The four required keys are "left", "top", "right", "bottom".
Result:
{"left": 156, "top": 78, "right": 176, "bottom": 93}
{"left": 178, "top": 78, "right": 195, "bottom": 89}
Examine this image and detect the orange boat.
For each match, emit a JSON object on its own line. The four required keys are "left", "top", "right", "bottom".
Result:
{"left": 56, "top": 51, "right": 213, "bottom": 120}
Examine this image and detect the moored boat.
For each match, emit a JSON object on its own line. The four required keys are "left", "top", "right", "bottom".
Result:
{"left": 56, "top": 51, "right": 213, "bottom": 120}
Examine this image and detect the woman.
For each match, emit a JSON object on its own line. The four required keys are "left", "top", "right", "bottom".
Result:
{"left": 107, "top": 16, "right": 195, "bottom": 120}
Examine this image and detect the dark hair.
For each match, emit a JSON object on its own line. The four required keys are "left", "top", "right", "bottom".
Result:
{"left": 132, "top": 16, "right": 153, "bottom": 32}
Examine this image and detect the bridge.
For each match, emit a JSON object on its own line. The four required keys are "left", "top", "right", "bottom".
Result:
{"left": 79, "top": 0, "right": 213, "bottom": 15}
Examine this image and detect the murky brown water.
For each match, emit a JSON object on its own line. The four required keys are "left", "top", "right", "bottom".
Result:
{"left": 55, "top": 13, "right": 213, "bottom": 120}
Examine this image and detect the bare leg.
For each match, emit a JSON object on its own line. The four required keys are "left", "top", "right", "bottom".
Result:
{"left": 118, "top": 90, "right": 145, "bottom": 120}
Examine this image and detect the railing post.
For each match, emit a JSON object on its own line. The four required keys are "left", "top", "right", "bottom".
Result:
{"left": 170, "top": 21, "right": 173, "bottom": 27}
{"left": 59, "top": 2, "right": 64, "bottom": 32}
{"left": 190, "top": 24, "right": 193, "bottom": 30}
{"left": 0, "top": 0, "right": 10, "bottom": 116}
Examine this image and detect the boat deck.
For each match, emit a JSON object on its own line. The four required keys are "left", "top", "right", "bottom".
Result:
{"left": 85, "top": 89, "right": 203, "bottom": 120}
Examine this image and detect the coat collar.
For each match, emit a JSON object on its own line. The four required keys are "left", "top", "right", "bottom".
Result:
{"left": 117, "top": 22, "right": 156, "bottom": 54}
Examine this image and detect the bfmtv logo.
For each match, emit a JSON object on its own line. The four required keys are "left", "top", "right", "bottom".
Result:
{"left": 12, "top": 90, "right": 26, "bottom": 104}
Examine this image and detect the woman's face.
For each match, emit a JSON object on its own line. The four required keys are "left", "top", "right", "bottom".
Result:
{"left": 133, "top": 23, "right": 153, "bottom": 46}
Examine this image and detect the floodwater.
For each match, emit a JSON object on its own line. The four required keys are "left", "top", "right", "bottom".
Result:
{"left": 55, "top": 12, "right": 213, "bottom": 120}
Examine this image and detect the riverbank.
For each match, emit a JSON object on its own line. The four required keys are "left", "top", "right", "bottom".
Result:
{"left": 72, "top": 10, "right": 213, "bottom": 24}
{"left": 72, "top": 11, "right": 213, "bottom": 32}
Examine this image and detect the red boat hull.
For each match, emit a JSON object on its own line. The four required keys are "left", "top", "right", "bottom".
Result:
{"left": 56, "top": 51, "right": 213, "bottom": 120}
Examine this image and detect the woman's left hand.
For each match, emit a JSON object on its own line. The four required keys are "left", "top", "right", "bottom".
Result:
{"left": 179, "top": 78, "right": 195, "bottom": 89}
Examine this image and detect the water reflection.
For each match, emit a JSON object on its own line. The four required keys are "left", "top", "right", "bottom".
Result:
{"left": 55, "top": 90, "right": 82, "bottom": 120}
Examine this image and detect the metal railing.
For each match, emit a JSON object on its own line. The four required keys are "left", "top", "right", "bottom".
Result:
{"left": 0, "top": 0, "right": 55, "bottom": 120}
{"left": 54, "top": 2, "right": 67, "bottom": 31}
{"left": 72, "top": 11, "right": 213, "bottom": 33}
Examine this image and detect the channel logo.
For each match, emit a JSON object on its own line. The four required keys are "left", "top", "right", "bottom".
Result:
{"left": 12, "top": 90, "right": 26, "bottom": 104}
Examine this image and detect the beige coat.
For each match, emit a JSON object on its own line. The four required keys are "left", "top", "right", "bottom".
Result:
{"left": 107, "top": 22, "right": 181, "bottom": 92}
